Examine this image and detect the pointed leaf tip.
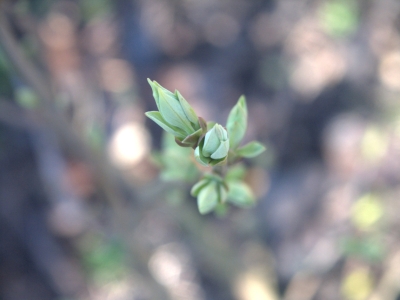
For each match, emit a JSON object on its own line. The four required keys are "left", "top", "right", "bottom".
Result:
{"left": 238, "top": 95, "right": 246, "bottom": 106}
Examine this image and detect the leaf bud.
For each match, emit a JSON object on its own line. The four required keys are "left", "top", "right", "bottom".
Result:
{"left": 145, "top": 79, "right": 204, "bottom": 147}
{"left": 191, "top": 175, "right": 228, "bottom": 214}
{"left": 194, "top": 124, "right": 229, "bottom": 166}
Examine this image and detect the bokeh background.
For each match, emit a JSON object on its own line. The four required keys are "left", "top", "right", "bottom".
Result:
{"left": 1, "top": 0, "right": 400, "bottom": 299}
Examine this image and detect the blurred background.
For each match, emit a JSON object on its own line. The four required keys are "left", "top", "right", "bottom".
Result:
{"left": 1, "top": 0, "right": 400, "bottom": 299}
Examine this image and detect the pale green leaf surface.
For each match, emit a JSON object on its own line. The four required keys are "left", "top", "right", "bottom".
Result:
{"left": 145, "top": 111, "right": 187, "bottom": 139}
{"left": 210, "top": 140, "right": 229, "bottom": 159}
{"left": 226, "top": 95, "right": 247, "bottom": 149}
{"left": 236, "top": 141, "right": 266, "bottom": 158}
{"left": 157, "top": 89, "right": 194, "bottom": 134}
{"left": 197, "top": 182, "right": 218, "bottom": 214}
{"left": 191, "top": 179, "right": 210, "bottom": 197}
{"left": 147, "top": 79, "right": 161, "bottom": 109}
{"left": 148, "top": 79, "right": 194, "bottom": 134}
{"left": 175, "top": 90, "right": 199, "bottom": 127}
{"left": 203, "top": 126, "right": 220, "bottom": 156}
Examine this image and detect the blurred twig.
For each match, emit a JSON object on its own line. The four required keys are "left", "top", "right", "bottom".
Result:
{"left": 0, "top": 99, "right": 36, "bottom": 128}
{"left": 0, "top": 9, "right": 53, "bottom": 106}
{"left": 0, "top": 5, "right": 126, "bottom": 229}
{"left": 0, "top": 6, "right": 171, "bottom": 299}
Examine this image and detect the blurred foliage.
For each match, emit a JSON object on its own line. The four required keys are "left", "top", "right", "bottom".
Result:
{"left": 152, "top": 132, "right": 199, "bottom": 183}
{"left": 342, "top": 236, "right": 385, "bottom": 263}
{"left": 320, "top": 0, "right": 359, "bottom": 37}
{"left": 15, "top": 86, "right": 39, "bottom": 109}
{"left": 82, "top": 238, "right": 127, "bottom": 284}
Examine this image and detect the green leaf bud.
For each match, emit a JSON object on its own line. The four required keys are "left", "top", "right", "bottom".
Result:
{"left": 175, "top": 90, "right": 199, "bottom": 125}
{"left": 192, "top": 176, "right": 229, "bottom": 214}
{"left": 194, "top": 124, "right": 229, "bottom": 166}
{"left": 146, "top": 79, "right": 203, "bottom": 147}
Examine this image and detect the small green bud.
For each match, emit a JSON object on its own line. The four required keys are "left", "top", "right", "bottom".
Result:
{"left": 145, "top": 79, "right": 203, "bottom": 147}
{"left": 194, "top": 124, "right": 229, "bottom": 166}
{"left": 192, "top": 176, "right": 228, "bottom": 214}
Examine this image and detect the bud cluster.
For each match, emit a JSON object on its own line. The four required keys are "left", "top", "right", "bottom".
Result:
{"left": 145, "top": 79, "right": 266, "bottom": 214}
{"left": 190, "top": 174, "right": 228, "bottom": 214}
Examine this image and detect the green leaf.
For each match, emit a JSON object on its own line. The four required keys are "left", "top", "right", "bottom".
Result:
{"left": 191, "top": 179, "right": 210, "bottom": 197}
{"left": 145, "top": 111, "right": 187, "bottom": 139}
{"left": 226, "top": 95, "right": 247, "bottom": 149}
{"left": 227, "top": 180, "right": 255, "bottom": 208}
{"left": 147, "top": 78, "right": 161, "bottom": 108}
{"left": 236, "top": 141, "right": 266, "bottom": 158}
{"left": 197, "top": 182, "right": 218, "bottom": 214}
{"left": 175, "top": 90, "right": 199, "bottom": 128}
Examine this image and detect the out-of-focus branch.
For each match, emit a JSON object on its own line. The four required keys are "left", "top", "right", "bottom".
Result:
{"left": 0, "top": 7, "right": 125, "bottom": 225}
{"left": 0, "top": 10, "right": 54, "bottom": 106}
{"left": 0, "top": 100, "right": 34, "bottom": 128}
{"left": 0, "top": 8, "right": 170, "bottom": 298}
